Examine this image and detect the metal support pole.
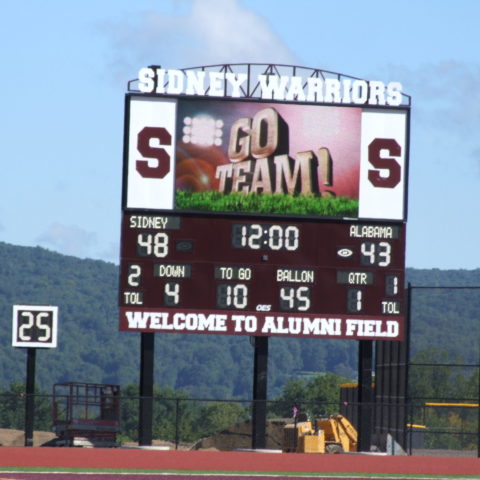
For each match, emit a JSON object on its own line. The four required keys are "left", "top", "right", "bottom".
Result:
{"left": 477, "top": 343, "right": 480, "bottom": 458}
{"left": 139, "top": 332, "right": 154, "bottom": 446}
{"left": 406, "top": 282, "right": 413, "bottom": 454}
{"left": 252, "top": 336, "right": 268, "bottom": 449}
{"left": 358, "top": 340, "right": 373, "bottom": 452}
{"left": 175, "top": 398, "right": 180, "bottom": 450}
{"left": 24, "top": 348, "right": 36, "bottom": 447}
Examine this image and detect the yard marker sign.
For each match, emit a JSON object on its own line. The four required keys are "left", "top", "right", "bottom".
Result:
{"left": 12, "top": 304, "right": 58, "bottom": 348}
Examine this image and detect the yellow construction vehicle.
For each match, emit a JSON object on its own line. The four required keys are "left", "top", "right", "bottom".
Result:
{"left": 282, "top": 414, "right": 358, "bottom": 454}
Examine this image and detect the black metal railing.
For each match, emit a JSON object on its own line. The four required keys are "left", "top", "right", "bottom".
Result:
{"left": 0, "top": 392, "right": 477, "bottom": 456}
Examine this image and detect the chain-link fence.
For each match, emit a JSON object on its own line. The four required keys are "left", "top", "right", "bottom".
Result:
{"left": 0, "top": 286, "right": 478, "bottom": 456}
{"left": 407, "top": 401, "right": 479, "bottom": 454}
{"left": 407, "top": 285, "right": 480, "bottom": 457}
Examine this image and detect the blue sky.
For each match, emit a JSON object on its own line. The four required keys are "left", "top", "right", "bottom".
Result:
{"left": 1, "top": 0, "right": 479, "bottom": 269}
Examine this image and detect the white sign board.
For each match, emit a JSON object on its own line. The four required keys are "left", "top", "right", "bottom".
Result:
{"left": 12, "top": 305, "right": 58, "bottom": 348}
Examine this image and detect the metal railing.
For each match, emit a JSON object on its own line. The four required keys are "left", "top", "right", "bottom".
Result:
{"left": 0, "top": 393, "right": 477, "bottom": 456}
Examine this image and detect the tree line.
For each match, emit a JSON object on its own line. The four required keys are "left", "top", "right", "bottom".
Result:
{"left": 0, "top": 372, "right": 349, "bottom": 443}
{"left": 0, "top": 242, "right": 478, "bottom": 403}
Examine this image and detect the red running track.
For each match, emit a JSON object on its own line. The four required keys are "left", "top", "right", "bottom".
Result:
{"left": 0, "top": 447, "right": 478, "bottom": 477}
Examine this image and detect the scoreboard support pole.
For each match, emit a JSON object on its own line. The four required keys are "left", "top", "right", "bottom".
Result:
{"left": 24, "top": 347, "right": 36, "bottom": 447}
{"left": 251, "top": 336, "right": 269, "bottom": 449}
{"left": 357, "top": 340, "right": 373, "bottom": 452}
{"left": 138, "top": 332, "right": 155, "bottom": 446}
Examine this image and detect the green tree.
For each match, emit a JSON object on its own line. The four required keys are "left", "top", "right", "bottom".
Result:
{"left": 195, "top": 401, "right": 248, "bottom": 438}
{"left": 119, "top": 384, "right": 197, "bottom": 443}
{"left": 0, "top": 382, "right": 51, "bottom": 431}
{"left": 409, "top": 348, "right": 465, "bottom": 400}
{"left": 0, "top": 383, "right": 26, "bottom": 429}
{"left": 271, "top": 372, "right": 352, "bottom": 420}
{"left": 409, "top": 348, "right": 479, "bottom": 451}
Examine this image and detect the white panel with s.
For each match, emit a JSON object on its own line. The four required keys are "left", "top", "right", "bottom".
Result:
{"left": 359, "top": 110, "right": 408, "bottom": 220}
{"left": 126, "top": 97, "right": 177, "bottom": 210}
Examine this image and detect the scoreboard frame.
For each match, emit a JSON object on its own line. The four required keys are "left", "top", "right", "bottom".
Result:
{"left": 119, "top": 64, "right": 410, "bottom": 342}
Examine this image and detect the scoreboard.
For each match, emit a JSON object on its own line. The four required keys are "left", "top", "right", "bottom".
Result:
{"left": 119, "top": 214, "right": 405, "bottom": 340}
{"left": 119, "top": 64, "right": 409, "bottom": 341}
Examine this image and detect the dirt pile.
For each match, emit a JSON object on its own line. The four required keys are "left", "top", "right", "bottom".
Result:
{"left": 0, "top": 428, "right": 56, "bottom": 447}
{"left": 0, "top": 419, "right": 289, "bottom": 451}
{"left": 193, "top": 419, "right": 288, "bottom": 451}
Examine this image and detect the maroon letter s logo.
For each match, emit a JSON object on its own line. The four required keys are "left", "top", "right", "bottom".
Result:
{"left": 368, "top": 138, "right": 401, "bottom": 188}
{"left": 136, "top": 127, "right": 171, "bottom": 179}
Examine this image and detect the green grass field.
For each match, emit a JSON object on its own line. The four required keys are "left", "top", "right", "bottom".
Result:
{"left": 175, "top": 191, "right": 359, "bottom": 217}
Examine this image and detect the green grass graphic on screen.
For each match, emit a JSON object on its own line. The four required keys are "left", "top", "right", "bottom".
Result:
{"left": 175, "top": 191, "right": 359, "bottom": 217}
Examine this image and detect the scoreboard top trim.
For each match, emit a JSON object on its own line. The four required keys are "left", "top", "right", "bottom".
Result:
{"left": 127, "top": 63, "right": 411, "bottom": 108}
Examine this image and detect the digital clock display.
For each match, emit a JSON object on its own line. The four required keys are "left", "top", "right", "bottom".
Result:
{"left": 119, "top": 214, "right": 406, "bottom": 341}
{"left": 232, "top": 224, "right": 300, "bottom": 251}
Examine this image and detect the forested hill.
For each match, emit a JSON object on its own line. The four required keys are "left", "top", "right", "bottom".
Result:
{"left": 0, "top": 241, "right": 478, "bottom": 399}
{"left": 406, "top": 268, "right": 480, "bottom": 365}
{"left": 407, "top": 267, "right": 480, "bottom": 286}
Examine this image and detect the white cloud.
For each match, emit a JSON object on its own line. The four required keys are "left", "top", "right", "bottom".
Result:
{"left": 36, "top": 223, "right": 97, "bottom": 259}
{"left": 187, "top": 0, "right": 296, "bottom": 64}
{"left": 388, "top": 61, "right": 480, "bottom": 136}
{"left": 102, "top": 0, "right": 298, "bottom": 80}
{"left": 383, "top": 61, "right": 480, "bottom": 175}
{"left": 99, "top": 241, "right": 120, "bottom": 265}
